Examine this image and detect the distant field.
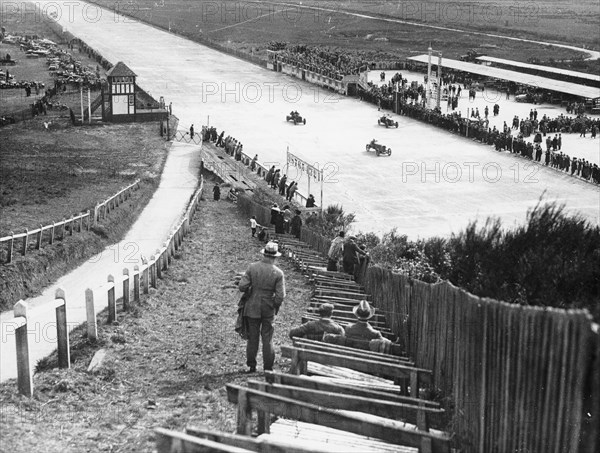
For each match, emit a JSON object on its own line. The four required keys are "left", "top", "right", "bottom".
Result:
{"left": 83, "top": 0, "right": 600, "bottom": 74}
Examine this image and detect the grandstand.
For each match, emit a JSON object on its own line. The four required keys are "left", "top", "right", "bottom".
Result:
{"left": 476, "top": 56, "right": 600, "bottom": 88}
{"left": 408, "top": 54, "right": 600, "bottom": 104}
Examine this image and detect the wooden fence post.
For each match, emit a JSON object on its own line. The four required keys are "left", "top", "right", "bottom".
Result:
{"left": 85, "top": 288, "right": 97, "bottom": 341}
{"left": 14, "top": 300, "right": 33, "bottom": 397}
{"left": 87, "top": 210, "right": 92, "bottom": 230}
{"left": 50, "top": 223, "right": 55, "bottom": 245}
{"left": 55, "top": 288, "right": 70, "bottom": 369}
{"left": 107, "top": 275, "right": 116, "bottom": 323}
{"left": 155, "top": 249, "right": 162, "bottom": 279}
{"left": 36, "top": 225, "right": 43, "bottom": 250}
{"left": 162, "top": 242, "right": 169, "bottom": 270}
{"left": 21, "top": 229, "right": 28, "bottom": 256}
{"left": 94, "top": 205, "right": 99, "bottom": 224}
{"left": 7, "top": 232, "right": 14, "bottom": 263}
{"left": 142, "top": 258, "right": 149, "bottom": 295}
{"left": 78, "top": 214, "right": 83, "bottom": 232}
{"left": 122, "top": 268, "right": 130, "bottom": 311}
{"left": 69, "top": 216, "right": 74, "bottom": 236}
{"left": 150, "top": 255, "right": 157, "bottom": 288}
{"left": 133, "top": 265, "right": 140, "bottom": 302}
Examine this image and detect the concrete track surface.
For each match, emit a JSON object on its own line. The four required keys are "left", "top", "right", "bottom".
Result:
{"left": 0, "top": 1, "right": 598, "bottom": 381}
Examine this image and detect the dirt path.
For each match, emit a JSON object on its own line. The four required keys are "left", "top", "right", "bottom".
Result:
{"left": 0, "top": 176, "right": 312, "bottom": 452}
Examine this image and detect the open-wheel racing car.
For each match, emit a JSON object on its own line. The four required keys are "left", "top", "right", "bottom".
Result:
{"left": 286, "top": 111, "right": 306, "bottom": 125}
{"left": 366, "top": 139, "right": 392, "bottom": 156}
{"left": 378, "top": 115, "right": 398, "bottom": 128}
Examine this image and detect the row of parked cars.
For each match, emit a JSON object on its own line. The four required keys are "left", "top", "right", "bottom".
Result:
{"left": 47, "top": 52, "right": 101, "bottom": 86}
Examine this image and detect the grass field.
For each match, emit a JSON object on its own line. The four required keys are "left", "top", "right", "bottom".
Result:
{"left": 87, "top": 0, "right": 599, "bottom": 72}
{"left": 0, "top": 5, "right": 171, "bottom": 310}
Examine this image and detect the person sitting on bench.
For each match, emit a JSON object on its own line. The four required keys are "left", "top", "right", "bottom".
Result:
{"left": 289, "top": 303, "right": 344, "bottom": 341}
{"left": 345, "top": 300, "right": 383, "bottom": 341}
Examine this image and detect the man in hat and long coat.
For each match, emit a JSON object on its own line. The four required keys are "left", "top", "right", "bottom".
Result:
{"left": 345, "top": 300, "right": 383, "bottom": 341}
{"left": 238, "top": 241, "right": 286, "bottom": 373}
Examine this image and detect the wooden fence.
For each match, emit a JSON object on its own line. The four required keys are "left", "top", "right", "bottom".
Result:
{"left": 0, "top": 180, "right": 141, "bottom": 264}
{"left": 362, "top": 267, "right": 599, "bottom": 453}
{"left": 10, "top": 178, "right": 204, "bottom": 397}
{"left": 235, "top": 198, "right": 599, "bottom": 453}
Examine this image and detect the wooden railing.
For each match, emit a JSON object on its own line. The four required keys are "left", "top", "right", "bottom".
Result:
{"left": 10, "top": 178, "right": 204, "bottom": 397}
{"left": 0, "top": 180, "right": 141, "bottom": 264}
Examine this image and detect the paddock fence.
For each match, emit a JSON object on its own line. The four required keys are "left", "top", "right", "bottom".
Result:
{"left": 0, "top": 179, "right": 141, "bottom": 264}
{"left": 10, "top": 177, "right": 204, "bottom": 397}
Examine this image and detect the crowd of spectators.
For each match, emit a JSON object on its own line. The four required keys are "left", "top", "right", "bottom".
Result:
{"left": 392, "top": 100, "right": 600, "bottom": 185}
{"left": 201, "top": 125, "right": 246, "bottom": 162}
{"left": 269, "top": 43, "right": 402, "bottom": 81}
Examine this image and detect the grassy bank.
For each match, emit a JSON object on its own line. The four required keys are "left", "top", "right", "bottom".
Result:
{"left": 0, "top": 175, "right": 312, "bottom": 452}
{"left": 0, "top": 115, "right": 170, "bottom": 311}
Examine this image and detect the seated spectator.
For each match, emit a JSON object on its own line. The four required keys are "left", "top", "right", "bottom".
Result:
{"left": 345, "top": 300, "right": 383, "bottom": 341}
{"left": 289, "top": 303, "right": 344, "bottom": 341}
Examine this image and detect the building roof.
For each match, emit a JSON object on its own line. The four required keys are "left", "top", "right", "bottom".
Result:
{"left": 106, "top": 61, "right": 136, "bottom": 78}
{"left": 408, "top": 55, "right": 600, "bottom": 100}
{"left": 476, "top": 56, "right": 600, "bottom": 83}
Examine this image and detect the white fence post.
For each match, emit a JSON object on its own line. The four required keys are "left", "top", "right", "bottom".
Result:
{"left": 14, "top": 300, "right": 33, "bottom": 397}
{"left": 133, "top": 265, "right": 140, "bottom": 302}
{"left": 107, "top": 275, "right": 116, "bottom": 323}
{"left": 85, "top": 288, "right": 97, "bottom": 341}
{"left": 55, "top": 288, "right": 70, "bottom": 369}
{"left": 123, "top": 268, "right": 130, "bottom": 311}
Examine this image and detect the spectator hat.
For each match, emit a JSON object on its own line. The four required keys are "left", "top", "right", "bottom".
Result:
{"left": 261, "top": 241, "right": 281, "bottom": 257}
{"left": 317, "top": 303, "right": 334, "bottom": 318}
{"left": 353, "top": 300, "right": 374, "bottom": 320}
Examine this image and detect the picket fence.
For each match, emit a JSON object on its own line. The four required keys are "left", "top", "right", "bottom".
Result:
{"left": 0, "top": 180, "right": 140, "bottom": 264}
{"left": 11, "top": 178, "right": 204, "bottom": 397}
{"left": 237, "top": 198, "right": 600, "bottom": 453}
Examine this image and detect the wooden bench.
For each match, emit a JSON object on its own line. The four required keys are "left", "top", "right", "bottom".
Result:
{"left": 155, "top": 426, "right": 325, "bottom": 452}
{"left": 313, "top": 287, "right": 370, "bottom": 300}
{"left": 291, "top": 337, "right": 410, "bottom": 362}
{"left": 256, "top": 372, "right": 446, "bottom": 430}
{"left": 281, "top": 345, "right": 431, "bottom": 397}
{"left": 226, "top": 384, "right": 450, "bottom": 453}
{"left": 314, "top": 278, "right": 364, "bottom": 291}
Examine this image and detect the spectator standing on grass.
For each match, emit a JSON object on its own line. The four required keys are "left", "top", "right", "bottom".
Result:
{"left": 250, "top": 216, "right": 258, "bottom": 237}
{"left": 290, "top": 209, "right": 302, "bottom": 239}
{"left": 238, "top": 242, "right": 286, "bottom": 373}
{"left": 342, "top": 236, "right": 368, "bottom": 275}
{"left": 288, "top": 303, "right": 344, "bottom": 341}
{"left": 278, "top": 174, "right": 288, "bottom": 196}
{"left": 270, "top": 204, "right": 280, "bottom": 225}
{"left": 287, "top": 181, "right": 297, "bottom": 202}
{"left": 345, "top": 300, "right": 383, "bottom": 341}
{"left": 212, "top": 184, "right": 220, "bottom": 201}
{"left": 327, "top": 231, "right": 345, "bottom": 271}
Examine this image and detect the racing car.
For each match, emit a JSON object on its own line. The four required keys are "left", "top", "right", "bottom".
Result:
{"left": 366, "top": 139, "right": 392, "bottom": 156}
{"left": 286, "top": 111, "right": 306, "bottom": 125}
{"left": 378, "top": 115, "right": 398, "bottom": 128}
